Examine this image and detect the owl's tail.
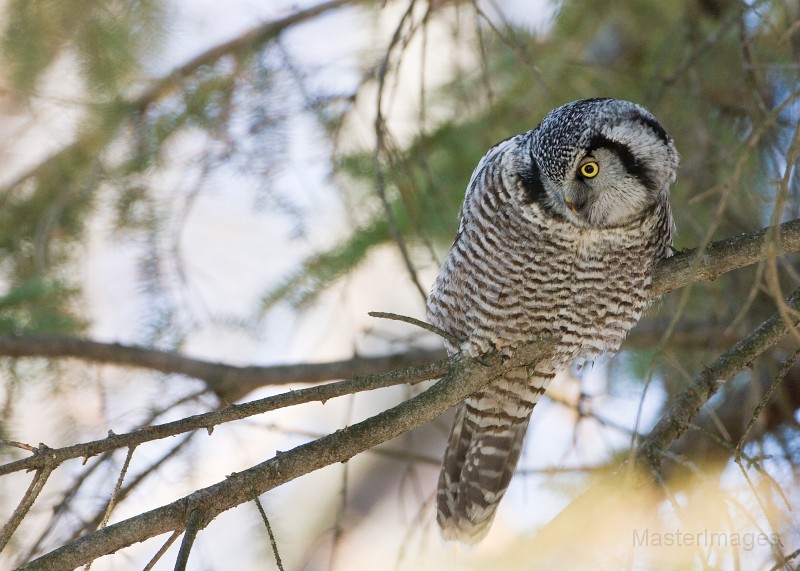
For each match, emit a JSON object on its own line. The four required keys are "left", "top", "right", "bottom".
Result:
{"left": 436, "top": 367, "right": 550, "bottom": 544}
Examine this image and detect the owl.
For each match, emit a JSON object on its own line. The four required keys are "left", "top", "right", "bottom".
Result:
{"left": 426, "top": 98, "right": 678, "bottom": 544}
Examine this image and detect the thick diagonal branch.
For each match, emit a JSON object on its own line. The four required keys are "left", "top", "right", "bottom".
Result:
{"left": 18, "top": 341, "right": 553, "bottom": 571}
{"left": 650, "top": 218, "right": 800, "bottom": 296}
{"left": 637, "top": 287, "right": 800, "bottom": 471}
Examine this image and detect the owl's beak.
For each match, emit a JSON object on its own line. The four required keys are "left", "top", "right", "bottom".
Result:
{"left": 565, "top": 198, "right": 587, "bottom": 216}
{"left": 565, "top": 200, "right": 581, "bottom": 214}
{"left": 563, "top": 189, "right": 591, "bottom": 221}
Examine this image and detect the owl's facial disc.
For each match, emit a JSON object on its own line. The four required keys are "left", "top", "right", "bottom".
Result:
{"left": 524, "top": 98, "right": 678, "bottom": 229}
{"left": 561, "top": 138, "right": 666, "bottom": 228}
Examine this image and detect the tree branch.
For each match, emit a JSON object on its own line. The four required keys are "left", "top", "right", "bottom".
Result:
{"left": 18, "top": 341, "right": 554, "bottom": 570}
{"left": 637, "top": 287, "right": 800, "bottom": 471}
{"left": 10, "top": 218, "right": 800, "bottom": 567}
{"left": 0, "top": 335, "right": 444, "bottom": 401}
{"left": 1, "top": 219, "right": 799, "bottom": 401}
{"left": 650, "top": 218, "right": 800, "bottom": 297}
{"left": 0, "top": 356, "right": 451, "bottom": 477}
{"left": 0, "top": 465, "right": 54, "bottom": 552}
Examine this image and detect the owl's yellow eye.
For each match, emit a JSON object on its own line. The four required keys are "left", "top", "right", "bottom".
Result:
{"left": 579, "top": 161, "right": 599, "bottom": 178}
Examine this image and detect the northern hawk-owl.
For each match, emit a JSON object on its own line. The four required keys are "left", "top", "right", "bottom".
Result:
{"left": 426, "top": 98, "right": 678, "bottom": 543}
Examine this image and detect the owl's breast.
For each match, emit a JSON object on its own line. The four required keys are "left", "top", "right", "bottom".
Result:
{"left": 483, "top": 212, "right": 663, "bottom": 360}
{"left": 426, "top": 202, "right": 669, "bottom": 360}
{"left": 558, "top": 228, "right": 655, "bottom": 361}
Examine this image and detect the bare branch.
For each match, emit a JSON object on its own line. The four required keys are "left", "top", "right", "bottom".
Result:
{"left": 0, "top": 439, "right": 37, "bottom": 453}
{"left": 79, "top": 436, "right": 194, "bottom": 541}
{"left": 372, "top": 0, "right": 430, "bottom": 302}
{"left": 0, "top": 464, "right": 55, "bottom": 551}
{"left": 637, "top": 287, "right": 800, "bottom": 471}
{"left": 736, "top": 349, "right": 800, "bottom": 452}
{"left": 142, "top": 532, "right": 181, "bottom": 571}
{"left": 96, "top": 447, "right": 136, "bottom": 532}
{"left": 254, "top": 497, "right": 285, "bottom": 571}
{"left": 173, "top": 509, "right": 204, "bottom": 571}
{"left": 0, "top": 335, "right": 445, "bottom": 401}
{"left": 17, "top": 340, "right": 554, "bottom": 570}
{"left": 0, "top": 357, "right": 451, "bottom": 477}
{"left": 650, "top": 218, "right": 800, "bottom": 297}
{"left": 368, "top": 311, "right": 463, "bottom": 346}
{"left": 0, "top": 218, "right": 797, "bottom": 402}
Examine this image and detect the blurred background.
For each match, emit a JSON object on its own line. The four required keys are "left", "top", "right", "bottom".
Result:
{"left": 1, "top": 0, "right": 800, "bottom": 569}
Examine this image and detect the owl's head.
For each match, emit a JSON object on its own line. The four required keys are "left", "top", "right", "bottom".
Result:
{"left": 517, "top": 98, "right": 679, "bottom": 228}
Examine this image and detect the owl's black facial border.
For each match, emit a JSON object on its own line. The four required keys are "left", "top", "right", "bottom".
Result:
{"left": 629, "top": 113, "right": 670, "bottom": 145}
{"left": 518, "top": 158, "right": 564, "bottom": 219}
{"left": 585, "top": 134, "right": 656, "bottom": 191}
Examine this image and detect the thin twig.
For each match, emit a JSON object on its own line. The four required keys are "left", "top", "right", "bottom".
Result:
{"left": 652, "top": 468, "right": 711, "bottom": 567}
{"left": 764, "top": 108, "right": 800, "bottom": 345}
{"left": 83, "top": 446, "right": 137, "bottom": 570}
{"left": 373, "top": 0, "right": 429, "bottom": 302}
{"left": 769, "top": 547, "right": 800, "bottom": 571}
{"left": 174, "top": 510, "right": 204, "bottom": 571}
{"left": 686, "top": 423, "right": 759, "bottom": 465}
{"left": 330, "top": 394, "right": 355, "bottom": 569}
{"left": 74, "top": 436, "right": 195, "bottom": 540}
{"left": 368, "top": 311, "right": 463, "bottom": 346}
{"left": 142, "top": 531, "right": 181, "bottom": 571}
{"left": 0, "top": 463, "right": 55, "bottom": 551}
{"left": 254, "top": 496, "right": 285, "bottom": 571}
{"left": 472, "top": 0, "right": 547, "bottom": 88}
{"left": 0, "top": 439, "right": 37, "bottom": 452}
{"left": 734, "top": 458, "right": 790, "bottom": 568}
{"left": 98, "top": 447, "right": 136, "bottom": 530}
{"left": 736, "top": 349, "right": 800, "bottom": 452}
